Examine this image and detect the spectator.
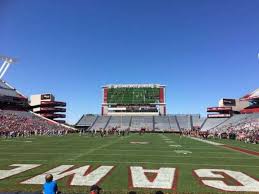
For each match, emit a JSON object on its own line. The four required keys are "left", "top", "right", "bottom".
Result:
{"left": 43, "top": 174, "right": 58, "bottom": 194}
{"left": 207, "top": 118, "right": 259, "bottom": 144}
{"left": 0, "top": 110, "right": 70, "bottom": 138}
{"left": 155, "top": 191, "right": 164, "bottom": 194}
{"left": 90, "top": 184, "right": 102, "bottom": 194}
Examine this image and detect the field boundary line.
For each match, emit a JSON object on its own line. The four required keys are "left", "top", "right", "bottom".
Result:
{"left": 187, "top": 136, "right": 259, "bottom": 157}
{"left": 187, "top": 136, "right": 224, "bottom": 145}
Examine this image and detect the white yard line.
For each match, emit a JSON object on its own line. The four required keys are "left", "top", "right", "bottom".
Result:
{"left": 187, "top": 136, "right": 224, "bottom": 146}
{"left": 169, "top": 145, "right": 181, "bottom": 147}
{"left": 70, "top": 135, "right": 132, "bottom": 161}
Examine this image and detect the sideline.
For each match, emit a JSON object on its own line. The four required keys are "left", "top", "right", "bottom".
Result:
{"left": 223, "top": 144, "right": 259, "bottom": 156}
{"left": 187, "top": 136, "right": 224, "bottom": 146}
{"left": 187, "top": 136, "right": 259, "bottom": 157}
{"left": 186, "top": 136, "right": 224, "bottom": 146}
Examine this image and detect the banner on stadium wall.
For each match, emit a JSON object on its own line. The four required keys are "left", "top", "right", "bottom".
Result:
{"left": 207, "top": 114, "right": 231, "bottom": 118}
{"left": 207, "top": 107, "right": 232, "bottom": 112}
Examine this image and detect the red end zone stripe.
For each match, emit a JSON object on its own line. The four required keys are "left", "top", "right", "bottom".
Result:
{"left": 222, "top": 145, "right": 259, "bottom": 156}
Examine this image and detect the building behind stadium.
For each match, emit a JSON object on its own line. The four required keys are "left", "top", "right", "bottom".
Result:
{"left": 30, "top": 94, "right": 66, "bottom": 124}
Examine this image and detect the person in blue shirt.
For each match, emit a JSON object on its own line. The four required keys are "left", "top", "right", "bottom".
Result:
{"left": 43, "top": 174, "right": 58, "bottom": 194}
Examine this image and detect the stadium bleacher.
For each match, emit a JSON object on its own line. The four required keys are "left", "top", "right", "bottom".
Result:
{"left": 199, "top": 114, "right": 259, "bottom": 144}
{"left": 154, "top": 116, "right": 170, "bottom": 132}
{"left": 0, "top": 79, "right": 24, "bottom": 98}
{"left": 0, "top": 78, "right": 75, "bottom": 138}
{"left": 216, "top": 114, "right": 249, "bottom": 127}
{"left": 76, "top": 114, "right": 208, "bottom": 132}
{"left": 0, "top": 79, "right": 28, "bottom": 111}
{"left": 176, "top": 115, "right": 192, "bottom": 130}
{"left": 105, "top": 116, "right": 131, "bottom": 130}
{"left": 0, "top": 110, "right": 71, "bottom": 136}
{"left": 90, "top": 116, "right": 111, "bottom": 130}
{"left": 168, "top": 115, "right": 180, "bottom": 132}
{"left": 200, "top": 113, "right": 259, "bottom": 132}
{"left": 76, "top": 114, "right": 97, "bottom": 128}
{"left": 212, "top": 113, "right": 259, "bottom": 131}
{"left": 200, "top": 118, "right": 228, "bottom": 131}
{"left": 130, "top": 116, "right": 153, "bottom": 131}
{"left": 75, "top": 113, "right": 259, "bottom": 133}
{"left": 0, "top": 80, "right": 10, "bottom": 89}
{"left": 192, "top": 114, "right": 206, "bottom": 128}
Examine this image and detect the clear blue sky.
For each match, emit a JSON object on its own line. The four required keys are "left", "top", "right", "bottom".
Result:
{"left": 0, "top": 0, "right": 259, "bottom": 124}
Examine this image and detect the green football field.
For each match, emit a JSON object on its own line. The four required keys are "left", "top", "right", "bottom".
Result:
{"left": 0, "top": 133, "right": 258, "bottom": 194}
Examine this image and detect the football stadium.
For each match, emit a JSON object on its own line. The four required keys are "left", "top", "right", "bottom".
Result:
{"left": 1, "top": 1, "right": 259, "bottom": 194}
{"left": 0, "top": 55, "right": 259, "bottom": 194}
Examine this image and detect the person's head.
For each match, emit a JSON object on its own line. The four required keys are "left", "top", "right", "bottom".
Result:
{"left": 128, "top": 191, "right": 137, "bottom": 194}
{"left": 90, "top": 184, "right": 101, "bottom": 194}
{"left": 45, "top": 174, "right": 53, "bottom": 183}
{"left": 155, "top": 191, "right": 164, "bottom": 194}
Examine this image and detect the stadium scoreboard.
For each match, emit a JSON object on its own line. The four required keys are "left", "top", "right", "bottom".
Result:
{"left": 102, "top": 84, "right": 166, "bottom": 116}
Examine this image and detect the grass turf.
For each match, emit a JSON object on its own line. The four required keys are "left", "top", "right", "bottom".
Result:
{"left": 0, "top": 133, "right": 258, "bottom": 194}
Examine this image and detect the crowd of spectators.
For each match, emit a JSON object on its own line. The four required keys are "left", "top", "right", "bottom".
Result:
{"left": 208, "top": 118, "right": 259, "bottom": 144}
{"left": 180, "top": 118, "right": 259, "bottom": 144}
{"left": 0, "top": 110, "right": 70, "bottom": 138}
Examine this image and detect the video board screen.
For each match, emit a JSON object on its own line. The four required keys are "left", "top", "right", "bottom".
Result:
{"left": 107, "top": 87, "right": 160, "bottom": 104}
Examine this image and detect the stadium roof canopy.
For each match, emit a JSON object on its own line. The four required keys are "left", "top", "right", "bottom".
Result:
{"left": 240, "top": 88, "right": 259, "bottom": 101}
{"left": 0, "top": 79, "right": 27, "bottom": 99}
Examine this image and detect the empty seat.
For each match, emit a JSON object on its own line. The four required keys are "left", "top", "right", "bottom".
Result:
{"left": 192, "top": 115, "right": 206, "bottom": 128}
{"left": 201, "top": 118, "right": 228, "bottom": 131}
{"left": 76, "top": 114, "right": 97, "bottom": 127}
{"left": 90, "top": 116, "right": 110, "bottom": 130}
{"left": 168, "top": 115, "right": 180, "bottom": 132}
{"left": 130, "top": 116, "right": 153, "bottom": 131}
{"left": 106, "top": 116, "right": 131, "bottom": 130}
{"left": 154, "top": 116, "right": 170, "bottom": 132}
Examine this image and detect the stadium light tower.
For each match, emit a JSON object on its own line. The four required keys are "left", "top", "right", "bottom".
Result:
{"left": 0, "top": 55, "right": 16, "bottom": 79}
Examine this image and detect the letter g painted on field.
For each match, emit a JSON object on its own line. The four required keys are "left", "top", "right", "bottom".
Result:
{"left": 194, "top": 169, "right": 259, "bottom": 192}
